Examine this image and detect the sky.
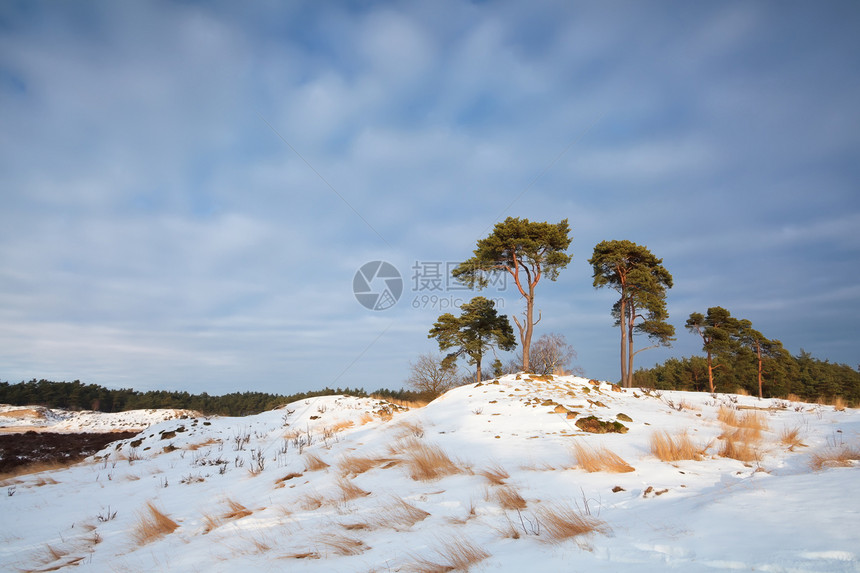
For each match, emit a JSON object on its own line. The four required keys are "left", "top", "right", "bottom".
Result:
{"left": 1, "top": 0, "right": 858, "bottom": 396}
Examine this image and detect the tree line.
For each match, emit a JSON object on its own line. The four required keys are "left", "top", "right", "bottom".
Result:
{"left": 0, "top": 379, "right": 429, "bottom": 416}
{"left": 416, "top": 216, "right": 858, "bottom": 403}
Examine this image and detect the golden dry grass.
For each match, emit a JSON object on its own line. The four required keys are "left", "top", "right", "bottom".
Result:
{"left": 339, "top": 454, "right": 389, "bottom": 477}
{"left": 377, "top": 496, "right": 430, "bottom": 530}
{"left": 372, "top": 395, "right": 430, "bottom": 409}
{"left": 316, "top": 534, "right": 368, "bottom": 556}
{"left": 0, "top": 460, "right": 75, "bottom": 483}
{"left": 717, "top": 406, "right": 738, "bottom": 426}
{"left": 400, "top": 439, "right": 461, "bottom": 481}
{"left": 779, "top": 427, "right": 805, "bottom": 450}
{"left": 833, "top": 397, "right": 847, "bottom": 411}
{"left": 304, "top": 453, "right": 330, "bottom": 472}
{"left": 335, "top": 478, "right": 370, "bottom": 501}
{"left": 478, "top": 464, "right": 509, "bottom": 485}
{"left": 133, "top": 501, "right": 178, "bottom": 545}
{"left": 223, "top": 498, "right": 253, "bottom": 520}
{"left": 299, "top": 494, "right": 325, "bottom": 511}
{"left": 537, "top": 504, "right": 609, "bottom": 543}
{"left": 494, "top": 485, "right": 527, "bottom": 510}
{"left": 571, "top": 442, "right": 634, "bottom": 473}
{"left": 186, "top": 438, "right": 221, "bottom": 451}
{"left": 809, "top": 445, "right": 860, "bottom": 471}
{"left": 718, "top": 435, "right": 757, "bottom": 462}
{"left": 407, "top": 537, "right": 490, "bottom": 573}
{"left": 358, "top": 412, "right": 375, "bottom": 425}
{"left": 650, "top": 431, "right": 705, "bottom": 462}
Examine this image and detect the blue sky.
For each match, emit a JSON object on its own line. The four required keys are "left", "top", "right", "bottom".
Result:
{"left": 1, "top": 0, "right": 858, "bottom": 395}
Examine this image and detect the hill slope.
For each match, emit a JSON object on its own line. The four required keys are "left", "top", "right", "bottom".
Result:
{"left": 1, "top": 375, "right": 858, "bottom": 572}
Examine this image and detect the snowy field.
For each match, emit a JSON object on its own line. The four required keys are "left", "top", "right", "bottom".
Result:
{"left": 0, "top": 405, "right": 196, "bottom": 433}
{"left": 1, "top": 374, "right": 858, "bottom": 572}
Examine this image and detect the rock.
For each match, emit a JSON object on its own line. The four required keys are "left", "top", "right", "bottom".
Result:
{"left": 617, "top": 413, "right": 633, "bottom": 422}
{"left": 574, "top": 416, "right": 629, "bottom": 434}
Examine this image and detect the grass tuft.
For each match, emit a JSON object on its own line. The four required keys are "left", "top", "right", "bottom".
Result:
{"left": 339, "top": 454, "right": 389, "bottom": 477}
{"left": 478, "top": 464, "right": 510, "bottom": 485}
{"left": 494, "top": 485, "right": 527, "bottom": 510}
{"left": 408, "top": 537, "right": 490, "bottom": 572}
{"left": 537, "top": 504, "right": 609, "bottom": 543}
{"left": 400, "top": 439, "right": 461, "bottom": 481}
{"left": 133, "top": 501, "right": 178, "bottom": 545}
{"left": 571, "top": 441, "right": 634, "bottom": 473}
{"left": 317, "top": 533, "right": 368, "bottom": 556}
{"left": 304, "top": 453, "right": 330, "bottom": 472}
{"left": 779, "top": 426, "right": 805, "bottom": 450}
{"left": 718, "top": 434, "right": 757, "bottom": 462}
{"left": 335, "top": 477, "right": 370, "bottom": 501}
{"left": 809, "top": 445, "right": 860, "bottom": 471}
{"left": 378, "top": 496, "right": 430, "bottom": 530}
{"left": 650, "top": 431, "right": 705, "bottom": 461}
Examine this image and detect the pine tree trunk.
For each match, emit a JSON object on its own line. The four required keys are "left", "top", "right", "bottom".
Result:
{"left": 707, "top": 351, "right": 715, "bottom": 393}
{"left": 476, "top": 357, "right": 482, "bottom": 384}
{"left": 756, "top": 342, "right": 763, "bottom": 399}
{"left": 627, "top": 322, "right": 636, "bottom": 389}
{"left": 619, "top": 298, "right": 628, "bottom": 387}
{"left": 522, "top": 290, "right": 534, "bottom": 372}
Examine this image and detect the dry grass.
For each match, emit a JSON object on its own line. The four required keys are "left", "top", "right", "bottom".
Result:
{"left": 335, "top": 478, "right": 370, "bottom": 501}
{"left": 377, "top": 496, "right": 430, "bottom": 530}
{"left": 0, "top": 461, "right": 73, "bottom": 483}
{"left": 223, "top": 498, "right": 253, "bottom": 520}
{"left": 186, "top": 438, "right": 221, "bottom": 451}
{"left": 833, "top": 396, "right": 847, "bottom": 411}
{"left": 304, "top": 453, "right": 330, "bottom": 472}
{"left": 133, "top": 501, "right": 179, "bottom": 545}
{"left": 407, "top": 537, "right": 490, "bottom": 572}
{"left": 358, "top": 412, "right": 375, "bottom": 425}
{"left": 316, "top": 534, "right": 368, "bottom": 556}
{"left": 718, "top": 435, "right": 757, "bottom": 462}
{"left": 478, "top": 464, "right": 509, "bottom": 485}
{"left": 372, "top": 395, "right": 430, "bottom": 409}
{"left": 494, "top": 485, "right": 527, "bottom": 510}
{"left": 339, "top": 454, "right": 389, "bottom": 477}
{"left": 537, "top": 504, "right": 609, "bottom": 543}
{"left": 274, "top": 472, "right": 303, "bottom": 488}
{"left": 400, "top": 439, "right": 461, "bottom": 481}
{"left": 809, "top": 445, "right": 860, "bottom": 471}
{"left": 571, "top": 441, "right": 634, "bottom": 473}
{"left": 299, "top": 494, "right": 325, "bottom": 511}
{"left": 717, "top": 406, "right": 738, "bottom": 426}
{"left": 393, "top": 419, "right": 425, "bottom": 439}
{"left": 650, "top": 431, "right": 706, "bottom": 462}
{"left": 779, "top": 427, "right": 805, "bottom": 450}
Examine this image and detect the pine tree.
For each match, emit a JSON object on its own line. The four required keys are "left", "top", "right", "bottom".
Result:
{"left": 428, "top": 296, "right": 517, "bottom": 384}
{"left": 685, "top": 307, "right": 741, "bottom": 393}
{"left": 589, "top": 240, "right": 674, "bottom": 387}
{"left": 452, "top": 217, "right": 571, "bottom": 371}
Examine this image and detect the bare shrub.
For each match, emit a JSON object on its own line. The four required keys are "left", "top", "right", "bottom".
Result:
{"left": 304, "top": 453, "right": 329, "bottom": 472}
{"left": 400, "top": 439, "right": 460, "bottom": 481}
{"left": 537, "top": 504, "right": 609, "bottom": 543}
{"left": 809, "top": 445, "right": 860, "bottom": 471}
{"left": 571, "top": 442, "right": 634, "bottom": 473}
{"left": 405, "top": 352, "right": 460, "bottom": 395}
{"left": 407, "top": 537, "right": 490, "bottom": 572}
{"left": 133, "top": 501, "right": 178, "bottom": 545}
{"left": 650, "top": 431, "right": 705, "bottom": 461}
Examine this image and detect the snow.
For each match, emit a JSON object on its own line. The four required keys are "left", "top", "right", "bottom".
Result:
{"left": 0, "top": 405, "right": 197, "bottom": 432}
{"left": 1, "top": 375, "right": 858, "bottom": 572}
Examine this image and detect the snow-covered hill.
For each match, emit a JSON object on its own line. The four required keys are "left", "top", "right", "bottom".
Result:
{"left": 1, "top": 375, "right": 858, "bottom": 572}
{"left": 0, "top": 405, "right": 197, "bottom": 432}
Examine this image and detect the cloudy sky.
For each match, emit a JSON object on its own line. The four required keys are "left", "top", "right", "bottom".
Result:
{"left": 1, "top": 1, "right": 858, "bottom": 396}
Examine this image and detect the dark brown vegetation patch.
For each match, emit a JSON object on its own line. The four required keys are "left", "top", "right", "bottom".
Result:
{"left": 0, "top": 431, "right": 138, "bottom": 474}
{"left": 574, "top": 416, "right": 629, "bottom": 434}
